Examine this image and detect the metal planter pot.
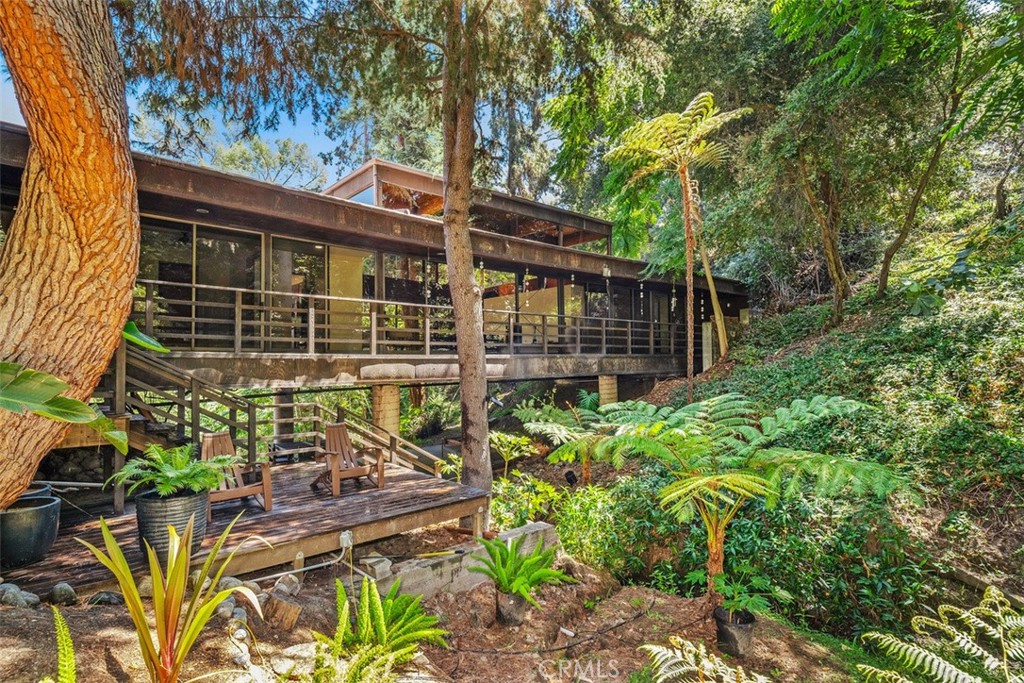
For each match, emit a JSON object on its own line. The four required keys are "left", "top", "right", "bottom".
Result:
{"left": 714, "top": 607, "right": 756, "bottom": 658}
{"left": 1, "top": 495, "right": 61, "bottom": 569}
{"left": 135, "top": 490, "right": 208, "bottom": 557}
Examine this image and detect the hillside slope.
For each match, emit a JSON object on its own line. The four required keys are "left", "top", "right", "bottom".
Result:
{"left": 661, "top": 242, "right": 1024, "bottom": 596}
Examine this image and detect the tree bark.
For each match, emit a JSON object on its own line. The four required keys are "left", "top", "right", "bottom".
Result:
{"left": 678, "top": 167, "right": 696, "bottom": 404}
{"left": 692, "top": 189, "right": 728, "bottom": 359}
{"left": 798, "top": 159, "right": 849, "bottom": 326}
{"left": 705, "top": 521, "right": 725, "bottom": 607}
{"left": 442, "top": 0, "right": 491, "bottom": 525}
{"left": 0, "top": 0, "right": 139, "bottom": 509}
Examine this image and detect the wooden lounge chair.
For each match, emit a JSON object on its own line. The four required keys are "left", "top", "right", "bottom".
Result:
{"left": 200, "top": 431, "right": 273, "bottom": 520}
{"left": 311, "top": 420, "right": 385, "bottom": 497}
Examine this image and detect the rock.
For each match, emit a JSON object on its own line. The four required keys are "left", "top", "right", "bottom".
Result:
{"left": 189, "top": 570, "right": 212, "bottom": 592}
{"left": 242, "top": 580, "right": 262, "bottom": 595}
{"left": 216, "top": 596, "right": 236, "bottom": 619}
{"left": 137, "top": 576, "right": 154, "bottom": 599}
{"left": 358, "top": 552, "right": 393, "bottom": 579}
{"left": 272, "top": 574, "right": 301, "bottom": 597}
{"left": 21, "top": 591, "right": 40, "bottom": 608}
{"left": 231, "top": 641, "right": 251, "bottom": 668}
{"left": 218, "top": 576, "right": 243, "bottom": 591}
{"left": 88, "top": 591, "right": 125, "bottom": 606}
{"left": 0, "top": 583, "right": 19, "bottom": 599}
{"left": 271, "top": 643, "right": 317, "bottom": 677}
{"left": 48, "top": 583, "right": 78, "bottom": 606}
{"left": 231, "top": 628, "right": 249, "bottom": 643}
{"left": 231, "top": 607, "right": 248, "bottom": 626}
{"left": 1, "top": 590, "right": 27, "bottom": 608}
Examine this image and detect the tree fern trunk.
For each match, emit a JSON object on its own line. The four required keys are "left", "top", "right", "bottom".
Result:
{"left": 678, "top": 167, "right": 696, "bottom": 404}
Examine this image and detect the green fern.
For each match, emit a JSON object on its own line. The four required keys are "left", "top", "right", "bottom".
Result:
{"left": 310, "top": 577, "right": 446, "bottom": 682}
{"left": 469, "top": 535, "right": 576, "bottom": 607}
{"left": 107, "top": 443, "right": 240, "bottom": 496}
{"left": 642, "top": 636, "right": 774, "bottom": 682}
{"left": 859, "top": 586, "right": 1024, "bottom": 683}
{"left": 38, "top": 606, "right": 76, "bottom": 683}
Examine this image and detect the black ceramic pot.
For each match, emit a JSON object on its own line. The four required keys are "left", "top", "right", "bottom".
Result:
{"left": 0, "top": 495, "right": 61, "bottom": 569}
{"left": 135, "top": 489, "right": 208, "bottom": 557}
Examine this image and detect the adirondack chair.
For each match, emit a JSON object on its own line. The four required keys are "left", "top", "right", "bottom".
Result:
{"left": 311, "top": 420, "right": 385, "bottom": 497}
{"left": 200, "top": 431, "right": 273, "bottom": 520}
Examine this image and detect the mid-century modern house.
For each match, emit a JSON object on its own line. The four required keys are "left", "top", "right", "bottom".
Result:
{"left": 0, "top": 122, "right": 748, "bottom": 590}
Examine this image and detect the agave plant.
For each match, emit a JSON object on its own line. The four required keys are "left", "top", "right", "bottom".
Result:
{"left": 469, "top": 535, "right": 575, "bottom": 607}
{"left": 529, "top": 393, "right": 900, "bottom": 602}
{"left": 310, "top": 577, "right": 447, "bottom": 682}
{"left": 858, "top": 586, "right": 1023, "bottom": 683}
{"left": 642, "top": 636, "right": 774, "bottom": 682}
{"left": 108, "top": 443, "right": 240, "bottom": 496}
{"left": 78, "top": 515, "right": 262, "bottom": 683}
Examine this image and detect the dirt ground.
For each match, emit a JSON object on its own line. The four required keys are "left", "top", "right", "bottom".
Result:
{"left": 0, "top": 536, "right": 854, "bottom": 683}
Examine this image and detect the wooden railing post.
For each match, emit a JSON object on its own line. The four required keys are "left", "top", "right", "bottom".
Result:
{"left": 424, "top": 316, "right": 432, "bottom": 356}
{"left": 601, "top": 318, "right": 607, "bottom": 355}
{"left": 575, "top": 319, "right": 582, "bottom": 355}
{"left": 542, "top": 314, "right": 549, "bottom": 355}
{"left": 113, "top": 339, "right": 126, "bottom": 414}
{"left": 246, "top": 403, "right": 257, "bottom": 464}
{"left": 189, "top": 378, "right": 201, "bottom": 443}
{"left": 649, "top": 320, "right": 655, "bottom": 355}
{"left": 313, "top": 403, "right": 322, "bottom": 451}
{"left": 144, "top": 283, "right": 155, "bottom": 336}
{"left": 370, "top": 312, "right": 379, "bottom": 355}
{"left": 670, "top": 322, "right": 676, "bottom": 355}
{"left": 307, "top": 300, "right": 316, "bottom": 355}
{"left": 234, "top": 290, "right": 243, "bottom": 353}
{"left": 229, "top": 407, "right": 238, "bottom": 441}
{"left": 507, "top": 313, "right": 515, "bottom": 355}
{"left": 389, "top": 433, "right": 398, "bottom": 464}
{"left": 627, "top": 321, "right": 633, "bottom": 354}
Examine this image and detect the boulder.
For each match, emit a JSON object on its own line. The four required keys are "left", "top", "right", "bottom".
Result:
{"left": 1, "top": 590, "right": 27, "bottom": 608}
{"left": 88, "top": 591, "right": 125, "bottom": 606}
{"left": 215, "top": 596, "right": 236, "bottom": 620}
{"left": 48, "top": 583, "right": 78, "bottom": 606}
{"left": 272, "top": 574, "right": 301, "bottom": 597}
{"left": 21, "top": 592, "right": 40, "bottom": 608}
{"left": 137, "top": 576, "right": 154, "bottom": 599}
{"left": 218, "top": 576, "right": 243, "bottom": 592}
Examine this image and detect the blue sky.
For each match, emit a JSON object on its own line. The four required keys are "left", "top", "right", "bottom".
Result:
{"left": 1, "top": 72, "right": 344, "bottom": 184}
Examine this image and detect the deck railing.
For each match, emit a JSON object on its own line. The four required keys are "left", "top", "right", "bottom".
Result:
{"left": 132, "top": 279, "right": 685, "bottom": 357}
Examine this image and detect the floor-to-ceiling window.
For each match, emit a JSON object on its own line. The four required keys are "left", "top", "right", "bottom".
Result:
{"left": 138, "top": 217, "right": 194, "bottom": 345}
{"left": 195, "top": 226, "right": 262, "bottom": 349}
{"left": 269, "top": 237, "right": 326, "bottom": 350}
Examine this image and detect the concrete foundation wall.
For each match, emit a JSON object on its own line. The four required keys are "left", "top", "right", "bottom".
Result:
{"left": 377, "top": 522, "right": 559, "bottom": 600}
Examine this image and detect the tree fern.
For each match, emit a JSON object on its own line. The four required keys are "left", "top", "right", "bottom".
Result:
{"left": 642, "top": 636, "right": 774, "bottom": 682}
{"left": 859, "top": 586, "right": 1023, "bottom": 683}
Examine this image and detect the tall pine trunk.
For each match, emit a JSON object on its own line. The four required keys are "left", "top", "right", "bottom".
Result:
{"left": 442, "top": 0, "right": 491, "bottom": 525}
{"left": 678, "top": 167, "right": 696, "bottom": 404}
{"left": 0, "top": 0, "right": 139, "bottom": 509}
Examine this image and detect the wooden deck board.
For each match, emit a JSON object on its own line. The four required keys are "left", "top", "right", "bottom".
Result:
{"left": 5, "top": 461, "right": 488, "bottom": 595}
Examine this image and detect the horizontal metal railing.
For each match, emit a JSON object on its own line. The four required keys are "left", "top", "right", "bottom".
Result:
{"left": 131, "top": 279, "right": 686, "bottom": 358}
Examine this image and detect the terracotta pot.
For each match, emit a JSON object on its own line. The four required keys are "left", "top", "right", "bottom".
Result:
{"left": 714, "top": 607, "right": 755, "bottom": 657}
{"left": 496, "top": 591, "right": 529, "bottom": 626}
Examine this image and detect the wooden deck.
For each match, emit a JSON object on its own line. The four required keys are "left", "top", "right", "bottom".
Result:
{"left": 5, "top": 461, "right": 489, "bottom": 596}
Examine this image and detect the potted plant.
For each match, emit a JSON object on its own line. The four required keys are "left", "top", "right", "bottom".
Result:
{"left": 109, "top": 443, "right": 240, "bottom": 555}
{"left": 469, "top": 534, "right": 575, "bottom": 626}
{"left": 686, "top": 563, "right": 793, "bottom": 657}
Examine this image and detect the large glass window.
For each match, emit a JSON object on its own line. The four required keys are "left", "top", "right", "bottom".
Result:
{"left": 195, "top": 226, "right": 262, "bottom": 348}
{"left": 326, "top": 246, "right": 375, "bottom": 352}
{"left": 138, "top": 218, "right": 194, "bottom": 345}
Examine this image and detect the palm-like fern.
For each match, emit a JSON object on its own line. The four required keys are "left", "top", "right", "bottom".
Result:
{"left": 604, "top": 92, "right": 750, "bottom": 397}
{"left": 858, "top": 586, "right": 1024, "bottom": 683}
{"left": 38, "top": 606, "right": 76, "bottom": 683}
{"left": 642, "top": 636, "right": 774, "bottom": 682}
{"left": 469, "top": 535, "right": 576, "bottom": 607}
{"left": 108, "top": 443, "right": 240, "bottom": 496}
{"left": 311, "top": 577, "right": 446, "bottom": 682}
{"left": 515, "top": 397, "right": 605, "bottom": 484}
{"left": 528, "top": 392, "right": 899, "bottom": 600}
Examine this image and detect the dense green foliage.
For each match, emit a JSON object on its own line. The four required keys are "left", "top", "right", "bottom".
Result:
{"left": 858, "top": 586, "right": 1023, "bottom": 683}
{"left": 643, "top": 636, "right": 774, "bottom": 683}
{"left": 306, "top": 578, "right": 446, "bottom": 683}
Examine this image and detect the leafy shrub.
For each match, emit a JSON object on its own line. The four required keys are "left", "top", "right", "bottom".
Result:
{"left": 488, "top": 431, "right": 535, "bottom": 477}
{"left": 306, "top": 577, "right": 446, "bottom": 683}
{"left": 490, "top": 471, "right": 561, "bottom": 530}
{"left": 642, "top": 636, "right": 774, "bottom": 682}
{"left": 859, "top": 585, "right": 1023, "bottom": 683}
{"left": 469, "top": 535, "right": 575, "bottom": 606}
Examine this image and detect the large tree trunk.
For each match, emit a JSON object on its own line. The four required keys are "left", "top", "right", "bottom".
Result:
{"left": 692, "top": 189, "right": 728, "bottom": 359}
{"left": 798, "top": 159, "right": 850, "bottom": 326}
{"left": 442, "top": 0, "right": 491, "bottom": 525}
{"left": 0, "top": 1, "right": 139, "bottom": 509}
{"left": 678, "top": 167, "right": 696, "bottom": 403}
